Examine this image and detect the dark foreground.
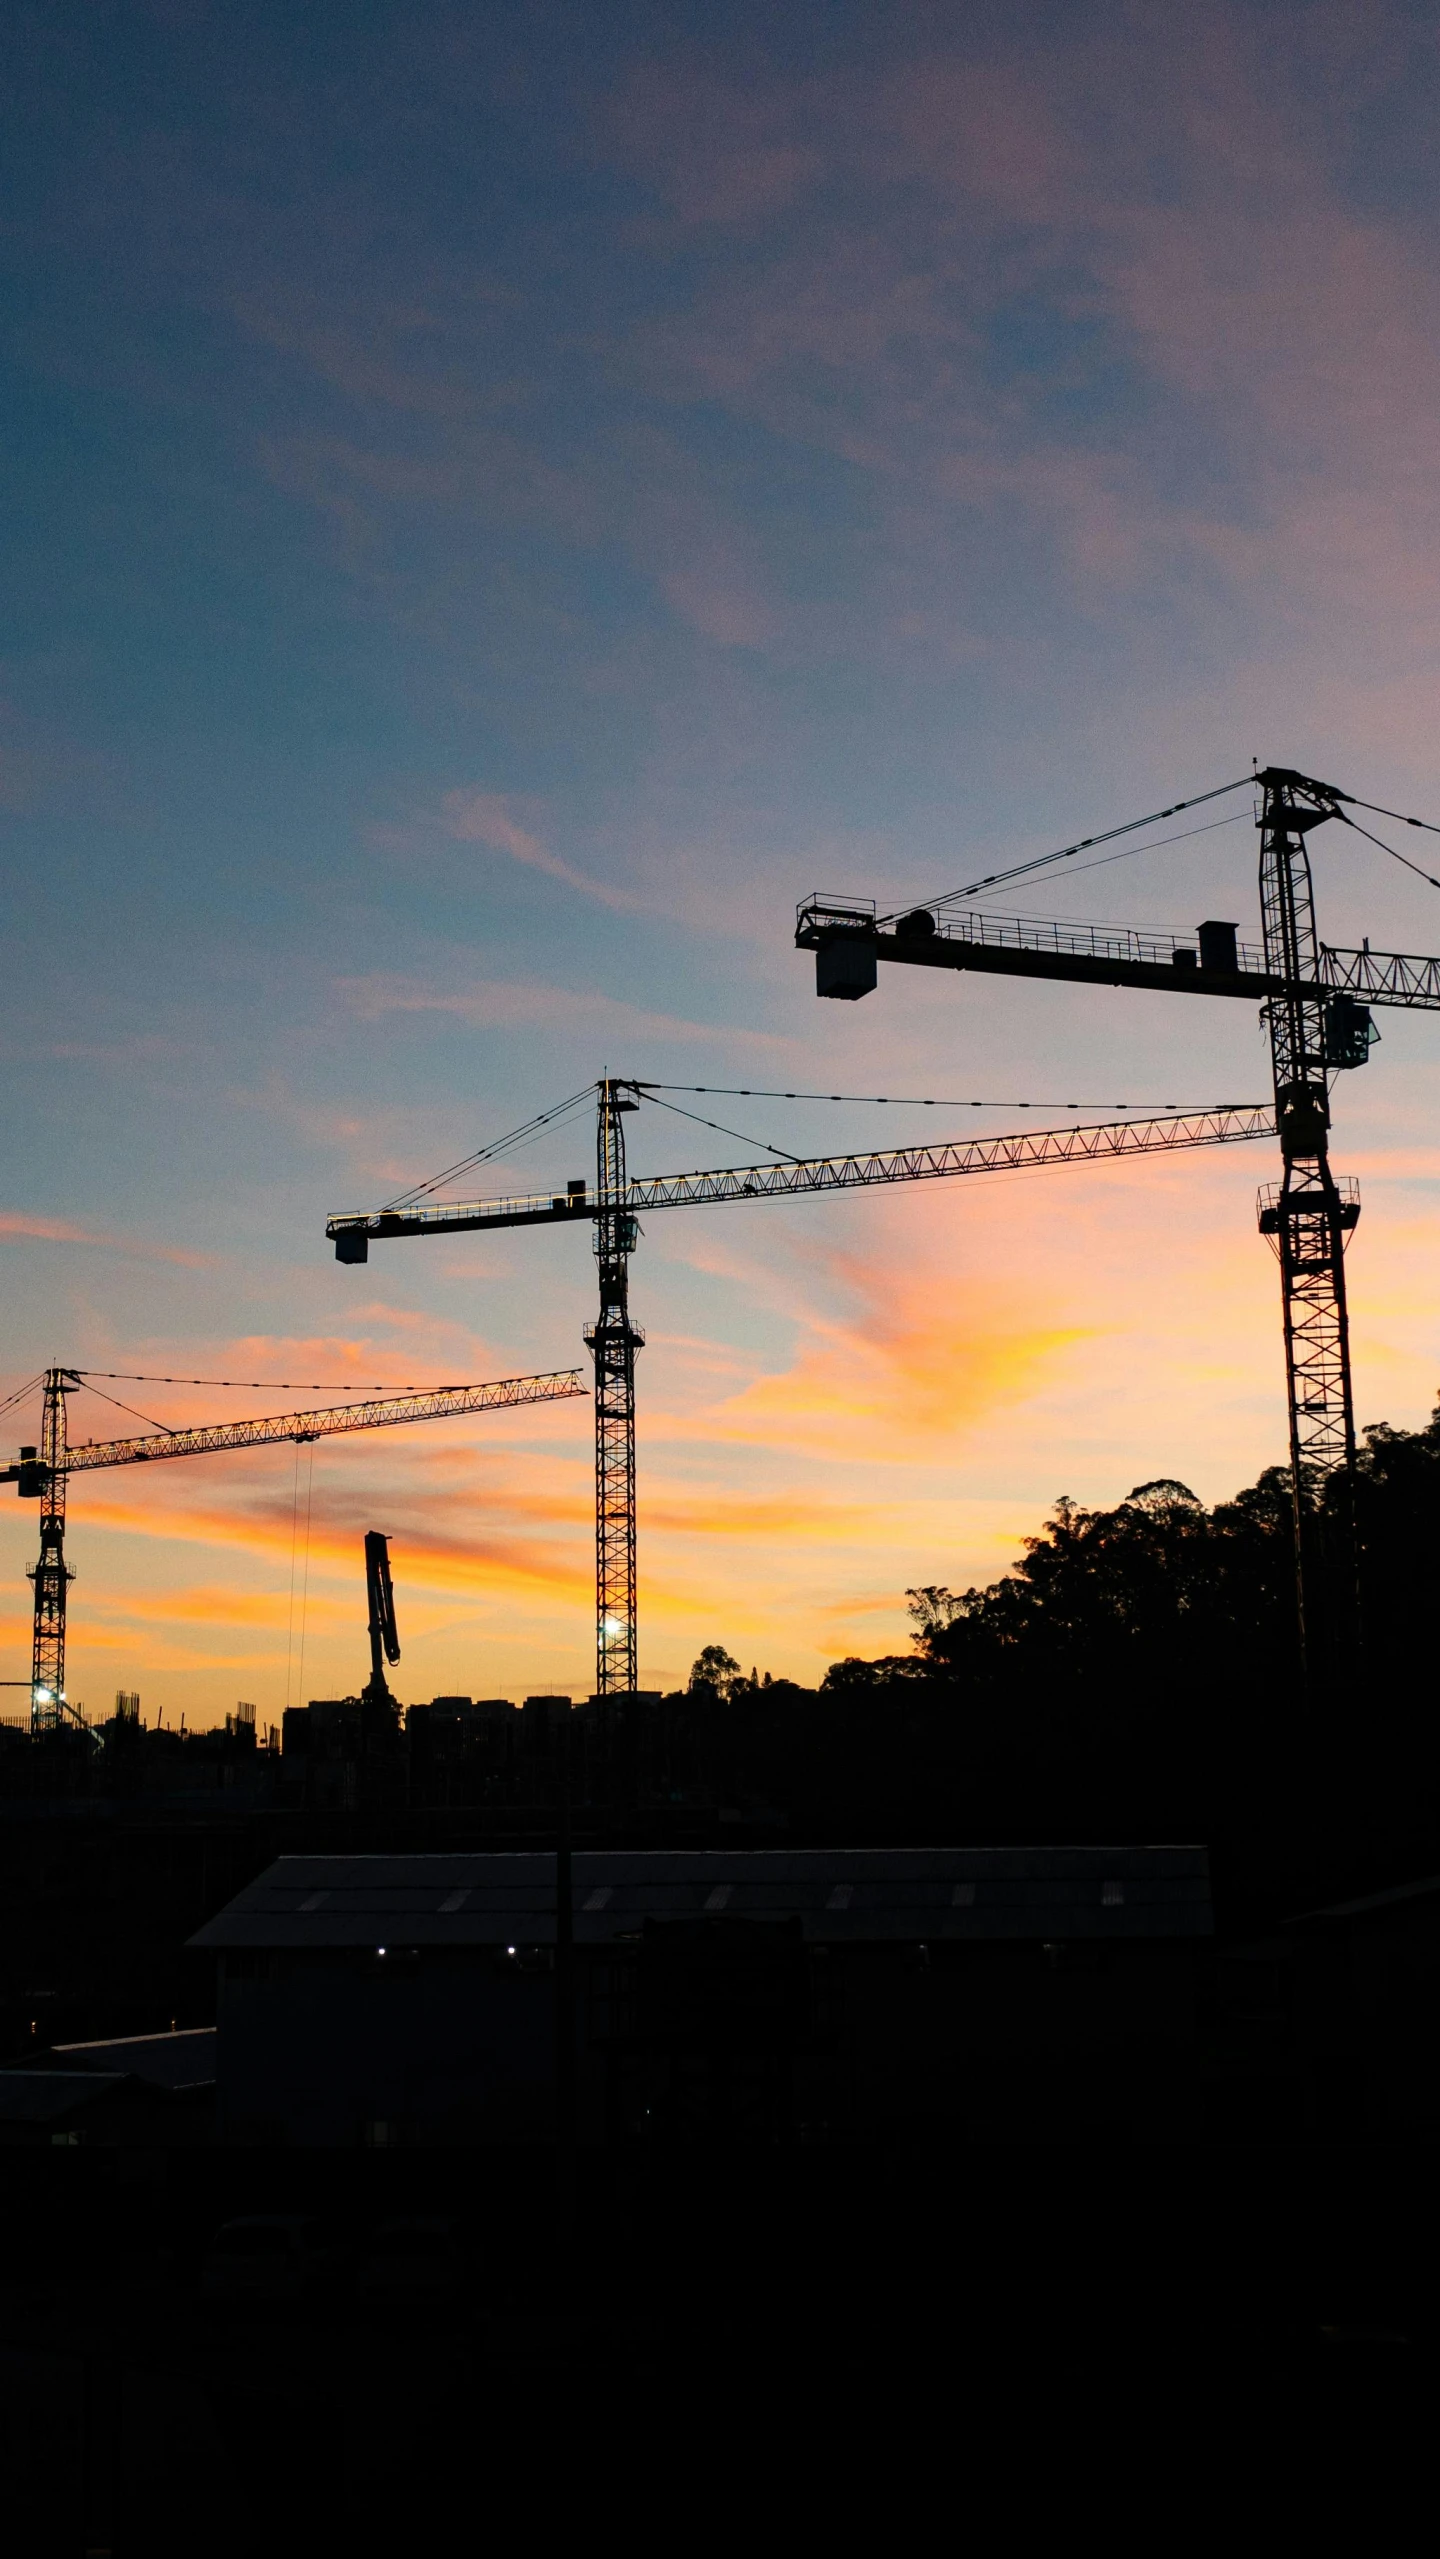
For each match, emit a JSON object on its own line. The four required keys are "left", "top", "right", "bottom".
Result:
{"left": 2, "top": 2142, "right": 1432, "bottom": 2553}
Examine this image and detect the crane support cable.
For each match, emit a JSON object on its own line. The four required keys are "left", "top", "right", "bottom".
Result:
{"left": 75, "top": 1370, "right": 440, "bottom": 1392}
{"left": 1333, "top": 809, "right": 1440, "bottom": 892}
{"left": 1344, "top": 795, "right": 1440, "bottom": 838}
{"left": 48, "top": 1370, "right": 587, "bottom": 1475}
{"left": 380, "top": 1087, "right": 597, "bottom": 1214}
{"left": 327, "top": 1106, "right": 1274, "bottom": 1245}
{"left": 883, "top": 776, "right": 1254, "bottom": 921}
{"left": 642, "top": 1084, "right": 1226, "bottom": 1109}
{"left": 848, "top": 768, "right": 1440, "bottom": 938}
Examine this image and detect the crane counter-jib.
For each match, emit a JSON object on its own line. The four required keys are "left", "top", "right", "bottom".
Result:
{"left": 793, "top": 899, "right": 1440, "bottom": 1015}
{"left": 325, "top": 1106, "right": 1277, "bottom": 1251}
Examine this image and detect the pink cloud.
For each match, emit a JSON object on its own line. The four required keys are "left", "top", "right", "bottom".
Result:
{"left": 0, "top": 1212, "right": 214, "bottom": 1267}
{"left": 433, "top": 790, "right": 637, "bottom": 909}
{"left": 591, "top": 10, "right": 1440, "bottom": 663}
{"left": 600, "top": 66, "right": 824, "bottom": 226}
{"left": 333, "top": 970, "right": 791, "bottom": 1054}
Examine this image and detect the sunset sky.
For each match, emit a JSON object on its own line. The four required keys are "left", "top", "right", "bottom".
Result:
{"left": 2, "top": 0, "right": 1439, "bottom": 1723}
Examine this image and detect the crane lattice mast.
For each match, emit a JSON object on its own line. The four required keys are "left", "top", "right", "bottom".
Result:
{"left": 582, "top": 1079, "right": 645, "bottom": 1698}
{"left": 5, "top": 1367, "right": 586, "bottom": 1731}
{"left": 1254, "top": 772, "right": 1361, "bottom": 1660}
{"left": 27, "top": 1370, "right": 76, "bottom": 1727}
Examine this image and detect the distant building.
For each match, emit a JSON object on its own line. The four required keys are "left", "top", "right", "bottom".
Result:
{"left": 193, "top": 1846, "right": 1212, "bottom": 2147}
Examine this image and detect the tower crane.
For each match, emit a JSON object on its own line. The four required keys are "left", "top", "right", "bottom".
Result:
{"left": 792, "top": 764, "right": 1440, "bottom": 1671}
{"left": 2, "top": 1367, "right": 586, "bottom": 1730}
{"left": 328, "top": 1092, "right": 1274, "bottom": 1699}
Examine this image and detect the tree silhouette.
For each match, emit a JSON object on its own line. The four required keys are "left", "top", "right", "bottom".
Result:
{"left": 688, "top": 1644, "right": 743, "bottom": 1702}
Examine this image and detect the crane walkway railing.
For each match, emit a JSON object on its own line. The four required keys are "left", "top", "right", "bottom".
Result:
{"left": 794, "top": 894, "right": 1440, "bottom": 1012}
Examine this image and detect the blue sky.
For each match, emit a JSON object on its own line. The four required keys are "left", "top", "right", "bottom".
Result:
{"left": 3, "top": 0, "right": 1440, "bottom": 1719}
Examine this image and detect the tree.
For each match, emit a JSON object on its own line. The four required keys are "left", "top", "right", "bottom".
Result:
{"left": 820, "top": 1655, "right": 929, "bottom": 1691}
{"left": 688, "top": 1644, "right": 743, "bottom": 1701}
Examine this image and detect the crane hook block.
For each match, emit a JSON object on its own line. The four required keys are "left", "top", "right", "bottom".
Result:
{"left": 334, "top": 1226, "right": 370, "bottom": 1265}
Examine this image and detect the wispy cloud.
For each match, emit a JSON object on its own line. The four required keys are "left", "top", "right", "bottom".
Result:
{"left": 429, "top": 789, "right": 637, "bottom": 911}
{"left": 334, "top": 971, "right": 790, "bottom": 1053}
{"left": 0, "top": 1213, "right": 214, "bottom": 1268}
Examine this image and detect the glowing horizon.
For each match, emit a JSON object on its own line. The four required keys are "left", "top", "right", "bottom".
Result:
{"left": 2, "top": 3, "right": 1438, "bottom": 1722}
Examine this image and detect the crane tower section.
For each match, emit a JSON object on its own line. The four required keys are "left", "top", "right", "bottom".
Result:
{"left": 583, "top": 1079, "right": 644, "bottom": 1697}
{"left": 1254, "top": 770, "right": 1361, "bottom": 1656}
{"left": 26, "top": 1371, "right": 78, "bottom": 1731}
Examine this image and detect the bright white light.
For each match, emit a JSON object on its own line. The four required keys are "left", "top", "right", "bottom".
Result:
{"left": 602, "top": 1616, "right": 621, "bottom": 1636}
{"left": 34, "top": 1688, "right": 52, "bottom": 1704}
{"left": 377, "top": 1946, "right": 387, "bottom": 1957}
{"left": 506, "top": 1945, "right": 516, "bottom": 1956}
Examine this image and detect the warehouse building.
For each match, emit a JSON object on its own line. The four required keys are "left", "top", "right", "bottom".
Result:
{"left": 194, "top": 1846, "right": 1213, "bottom": 2146}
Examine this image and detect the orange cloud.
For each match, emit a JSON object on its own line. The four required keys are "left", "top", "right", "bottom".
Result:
{"left": 694, "top": 1246, "right": 1083, "bottom": 1452}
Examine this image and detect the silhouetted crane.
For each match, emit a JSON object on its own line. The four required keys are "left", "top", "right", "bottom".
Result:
{"left": 329, "top": 1094, "right": 1273, "bottom": 1698}
{"left": 794, "top": 765, "right": 1440, "bottom": 1671}
{"left": 2, "top": 1367, "right": 585, "bottom": 1730}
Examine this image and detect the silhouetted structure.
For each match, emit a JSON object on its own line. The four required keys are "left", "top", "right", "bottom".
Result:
{"left": 330, "top": 1085, "right": 1273, "bottom": 1706}
{"left": 797, "top": 763, "right": 1440, "bottom": 1670}
{"left": 0, "top": 1367, "right": 585, "bottom": 1728}
{"left": 362, "top": 1531, "right": 401, "bottom": 1720}
{"left": 0, "top": 2027, "right": 213, "bottom": 2145}
{"left": 194, "top": 1847, "right": 1213, "bottom": 2146}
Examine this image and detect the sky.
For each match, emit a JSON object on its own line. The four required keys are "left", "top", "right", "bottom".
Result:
{"left": 2, "top": 0, "right": 1439, "bottom": 1723}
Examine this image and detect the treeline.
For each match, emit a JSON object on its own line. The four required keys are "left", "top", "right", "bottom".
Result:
{"left": 683, "top": 1405, "right": 1440, "bottom": 1927}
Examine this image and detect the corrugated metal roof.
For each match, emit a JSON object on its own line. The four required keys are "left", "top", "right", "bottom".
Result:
{"left": 52, "top": 2027, "right": 216, "bottom": 2090}
{"left": 191, "top": 1847, "right": 1212, "bottom": 1949}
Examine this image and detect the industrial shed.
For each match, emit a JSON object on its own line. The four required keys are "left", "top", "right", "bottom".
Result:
{"left": 194, "top": 1846, "right": 1213, "bottom": 2147}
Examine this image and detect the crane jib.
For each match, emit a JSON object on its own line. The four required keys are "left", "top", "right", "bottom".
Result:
{"left": 3, "top": 1371, "right": 588, "bottom": 1487}
{"left": 325, "top": 1106, "right": 1276, "bottom": 1252}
